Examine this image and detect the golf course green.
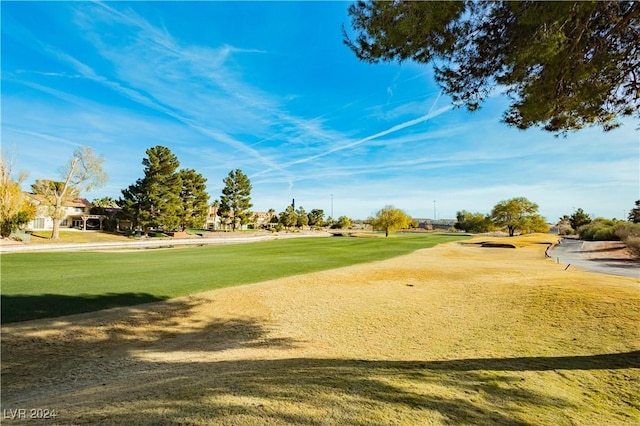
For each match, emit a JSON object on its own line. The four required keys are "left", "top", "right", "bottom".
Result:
{"left": 1, "top": 233, "right": 469, "bottom": 322}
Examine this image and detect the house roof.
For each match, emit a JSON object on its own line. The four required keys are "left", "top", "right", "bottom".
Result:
{"left": 26, "top": 193, "right": 92, "bottom": 208}
{"left": 67, "top": 198, "right": 92, "bottom": 208}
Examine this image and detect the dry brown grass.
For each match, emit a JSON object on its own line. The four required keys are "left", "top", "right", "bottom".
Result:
{"left": 28, "top": 230, "right": 133, "bottom": 244}
{"left": 2, "top": 234, "right": 638, "bottom": 425}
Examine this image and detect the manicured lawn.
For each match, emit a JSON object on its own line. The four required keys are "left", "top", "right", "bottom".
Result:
{"left": 1, "top": 233, "right": 469, "bottom": 322}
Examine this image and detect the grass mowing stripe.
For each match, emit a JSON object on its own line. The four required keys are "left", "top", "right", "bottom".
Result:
{"left": 1, "top": 233, "right": 469, "bottom": 322}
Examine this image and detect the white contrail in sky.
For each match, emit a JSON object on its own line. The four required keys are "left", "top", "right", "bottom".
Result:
{"left": 424, "top": 89, "right": 442, "bottom": 121}
{"left": 286, "top": 103, "right": 453, "bottom": 168}
{"left": 250, "top": 100, "right": 453, "bottom": 181}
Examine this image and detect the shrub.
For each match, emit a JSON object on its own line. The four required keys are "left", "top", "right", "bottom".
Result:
{"left": 614, "top": 222, "right": 640, "bottom": 240}
{"left": 455, "top": 211, "right": 496, "bottom": 233}
{"left": 594, "top": 217, "right": 618, "bottom": 227}
{"left": 592, "top": 226, "right": 618, "bottom": 241}
{"left": 578, "top": 219, "right": 624, "bottom": 241}
{"left": 577, "top": 223, "right": 596, "bottom": 240}
{"left": 624, "top": 236, "right": 640, "bottom": 258}
{"left": 613, "top": 223, "right": 640, "bottom": 258}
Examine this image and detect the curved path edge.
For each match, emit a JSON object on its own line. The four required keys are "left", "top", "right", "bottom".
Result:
{"left": 549, "top": 238, "right": 639, "bottom": 279}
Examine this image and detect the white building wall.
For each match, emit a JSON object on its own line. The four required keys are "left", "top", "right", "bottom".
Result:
{"left": 25, "top": 202, "right": 91, "bottom": 231}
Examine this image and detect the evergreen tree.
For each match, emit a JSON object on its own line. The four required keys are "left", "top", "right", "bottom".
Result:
{"left": 308, "top": 209, "right": 325, "bottom": 227}
{"left": 628, "top": 200, "right": 640, "bottom": 223}
{"left": 295, "top": 206, "right": 309, "bottom": 228}
{"left": 218, "top": 169, "right": 252, "bottom": 232}
{"left": 118, "top": 178, "right": 145, "bottom": 232}
{"left": 569, "top": 208, "right": 592, "bottom": 230}
{"left": 178, "top": 168, "right": 209, "bottom": 231}
{"left": 345, "top": 1, "right": 639, "bottom": 133}
{"left": 279, "top": 205, "right": 297, "bottom": 230}
{"left": 139, "top": 146, "right": 181, "bottom": 232}
{"left": 119, "top": 146, "right": 181, "bottom": 234}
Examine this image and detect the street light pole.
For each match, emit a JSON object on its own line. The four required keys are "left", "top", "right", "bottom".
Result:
{"left": 433, "top": 200, "right": 436, "bottom": 220}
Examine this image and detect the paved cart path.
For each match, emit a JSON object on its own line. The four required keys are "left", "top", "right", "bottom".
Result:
{"left": 550, "top": 238, "right": 639, "bottom": 279}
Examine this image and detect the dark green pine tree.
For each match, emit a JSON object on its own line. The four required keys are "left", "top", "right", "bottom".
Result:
{"left": 344, "top": 1, "right": 639, "bottom": 133}
{"left": 178, "top": 168, "right": 210, "bottom": 231}
{"left": 278, "top": 205, "right": 297, "bottom": 230}
{"left": 138, "top": 146, "right": 181, "bottom": 233}
{"left": 117, "top": 178, "right": 146, "bottom": 232}
{"left": 569, "top": 208, "right": 592, "bottom": 231}
{"left": 307, "top": 209, "right": 325, "bottom": 227}
{"left": 218, "top": 169, "right": 252, "bottom": 232}
{"left": 628, "top": 200, "right": 640, "bottom": 223}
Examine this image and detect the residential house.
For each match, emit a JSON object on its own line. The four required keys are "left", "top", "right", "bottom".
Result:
{"left": 204, "top": 204, "right": 222, "bottom": 230}
{"left": 204, "top": 206, "right": 274, "bottom": 231}
{"left": 25, "top": 194, "right": 106, "bottom": 231}
{"left": 251, "top": 211, "right": 272, "bottom": 229}
{"left": 414, "top": 218, "right": 457, "bottom": 230}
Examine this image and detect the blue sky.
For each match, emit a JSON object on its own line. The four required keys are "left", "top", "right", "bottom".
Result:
{"left": 2, "top": 1, "right": 638, "bottom": 221}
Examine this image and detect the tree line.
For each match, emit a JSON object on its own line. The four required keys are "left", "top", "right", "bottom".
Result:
{"left": 269, "top": 204, "right": 351, "bottom": 232}
{"left": 1, "top": 144, "right": 415, "bottom": 238}
{"left": 118, "top": 146, "right": 352, "bottom": 234}
{"left": 456, "top": 198, "right": 640, "bottom": 236}
{"left": 558, "top": 203, "right": 640, "bottom": 257}
{"left": 2, "top": 146, "right": 639, "bottom": 244}
{"left": 456, "top": 198, "right": 640, "bottom": 255}
{"left": 0, "top": 145, "right": 349, "bottom": 238}
{"left": 455, "top": 197, "right": 549, "bottom": 236}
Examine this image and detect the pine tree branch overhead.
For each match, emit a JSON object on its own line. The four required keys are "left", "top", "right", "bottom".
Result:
{"left": 344, "top": 1, "right": 640, "bottom": 133}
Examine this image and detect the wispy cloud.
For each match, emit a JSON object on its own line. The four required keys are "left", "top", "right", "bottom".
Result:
{"left": 72, "top": 4, "right": 462, "bottom": 181}
{"left": 70, "top": 3, "right": 302, "bottom": 183}
{"left": 3, "top": 127, "right": 81, "bottom": 149}
{"left": 3, "top": 2, "right": 636, "bottom": 221}
{"left": 6, "top": 1, "right": 460, "bottom": 195}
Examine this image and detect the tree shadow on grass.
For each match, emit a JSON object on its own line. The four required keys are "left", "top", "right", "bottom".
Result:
{"left": 33, "top": 351, "right": 639, "bottom": 426}
{"left": 1, "top": 293, "right": 171, "bottom": 323}
{"left": 3, "top": 294, "right": 637, "bottom": 426}
{"left": 1, "top": 299, "right": 299, "bottom": 418}
{"left": 2, "top": 293, "right": 637, "bottom": 425}
{"left": 588, "top": 258, "right": 640, "bottom": 268}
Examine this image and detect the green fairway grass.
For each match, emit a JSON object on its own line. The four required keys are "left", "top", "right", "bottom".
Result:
{"left": 1, "top": 233, "right": 469, "bottom": 323}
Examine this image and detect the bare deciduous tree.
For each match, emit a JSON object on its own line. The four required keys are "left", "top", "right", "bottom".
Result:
{"left": 32, "top": 146, "right": 107, "bottom": 239}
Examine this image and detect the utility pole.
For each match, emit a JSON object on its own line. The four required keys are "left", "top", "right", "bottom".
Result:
{"left": 331, "top": 194, "right": 334, "bottom": 219}
{"left": 433, "top": 200, "right": 436, "bottom": 220}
